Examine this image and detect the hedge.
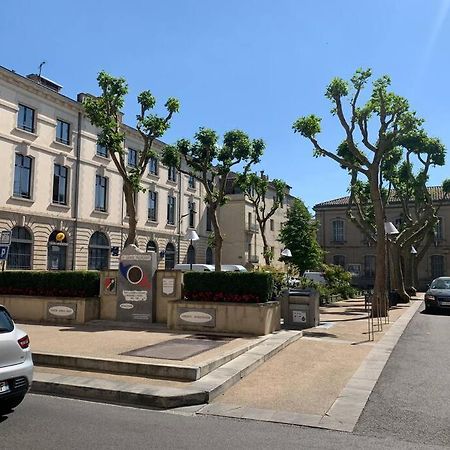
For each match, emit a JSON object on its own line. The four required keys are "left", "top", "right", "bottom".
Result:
{"left": 183, "top": 272, "right": 274, "bottom": 303}
{"left": 0, "top": 271, "right": 100, "bottom": 298}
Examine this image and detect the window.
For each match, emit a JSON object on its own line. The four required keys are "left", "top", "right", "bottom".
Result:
{"left": 128, "top": 148, "right": 137, "bottom": 167}
{"left": 56, "top": 119, "right": 70, "bottom": 145}
{"left": 146, "top": 240, "right": 157, "bottom": 253}
{"left": 96, "top": 138, "right": 108, "bottom": 158}
{"left": 165, "top": 242, "right": 176, "bottom": 269}
{"left": 431, "top": 255, "right": 445, "bottom": 279}
{"left": 188, "top": 175, "right": 196, "bottom": 189}
{"left": 332, "top": 219, "right": 345, "bottom": 242}
{"left": 188, "top": 201, "right": 196, "bottom": 228}
{"left": 148, "top": 157, "right": 158, "bottom": 175}
{"left": 95, "top": 175, "right": 108, "bottom": 212}
{"left": 168, "top": 166, "right": 177, "bottom": 182}
{"left": 14, "top": 154, "right": 32, "bottom": 199}
{"left": 7, "top": 226, "right": 32, "bottom": 270}
{"left": 435, "top": 218, "right": 443, "bottom": 241}
{"left": 18, "top": 104, "right": 35, "bottom": 133}
{"left": 206, "top": 207, "right": 212, "bottom": 231}
{"left": 187, "top": 245, "right": 195, "bottom": 264}
{"left": 52, "top": 164, "right": 68, "bottom": 205}
{"left": 270, "top": 219, "right": 274, "bottom": 231}
{"left": 364, "top": 255, "right": 376, "bottom": 278}
{"left": 47, "top": 230, "right": 67, "bottom": 270}
{"left": 167, "top": 195, "right": 176, "bottom": 225}
{"left": 148, "top": 191, "right": 158, "bottom": 222}
{"left": 88, "top": 231, "right": 109, "bottom": 270}
{"left": 206, "top": 247, "right": 213, "bottom": 265}
{"left": 333, "top": 254, "right": 345, "bottom": 267}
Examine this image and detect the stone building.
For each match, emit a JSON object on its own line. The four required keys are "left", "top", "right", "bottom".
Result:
{"left": 0, "top": 65, "right": 211, "bottom": 271}
{"left": 313, "top": 187, "right": 450, "bottom": 290}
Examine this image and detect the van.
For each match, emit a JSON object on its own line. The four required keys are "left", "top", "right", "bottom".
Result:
{"left": 303, "top": 271, "right": 327, "bottom": 284}
{"left": 173, "top": 264, "right": 215, "bottom": 272}
{"left": 221, "top": 265, "right": 247, "bottom": 272}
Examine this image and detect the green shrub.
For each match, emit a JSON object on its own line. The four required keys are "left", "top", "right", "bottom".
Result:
{"left": 184, "top": 271, "right": 274, "bottom": 303}
{"left": 255, "top": 266, "right": 286, "bottom": 298}
{"left": 322, "top": 264, "right": 357, "bottom": 300}
{"left": 0, "top": 271, "right": 100, "bottom": 297}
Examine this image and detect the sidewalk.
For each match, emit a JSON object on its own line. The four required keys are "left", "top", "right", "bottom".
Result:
{"left": 21, "top": 295, "right": 422, "bottom": 430}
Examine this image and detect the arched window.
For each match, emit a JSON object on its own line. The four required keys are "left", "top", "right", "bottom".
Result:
{"left": 332, "top": 219, "right": 345, "bottom": 243}
{"left": 88, "top": 231, "right": 109, "bottom": 270}
{"left": 205, "top": 247, "right": 213, "bottom": 265}
{"left": 187, "top": 245, "right": 195, "bottom": 264}
{"left": 431, "top": 255, "right": 445, "bottom": 279}
{"left": 47, "top": 230, "right": 68, "bottom": 270}
{"left": 7, "top": 226, "right": 33, "bottom": 269}
{"left": 165, "top": 242, "right": 176, "bottom": 270}
{"left": 146, "top": 240, "right": 157, "bottom": 253}
{"left": 333, "top": 254, "right": 345, "bottom": 268}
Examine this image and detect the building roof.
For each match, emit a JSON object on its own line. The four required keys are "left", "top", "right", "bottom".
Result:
{"left": 314, "top": 186, "right": 448, "bottom": 209}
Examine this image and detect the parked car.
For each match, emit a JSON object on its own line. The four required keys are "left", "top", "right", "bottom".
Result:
{"left": 0, "top": 306, "right": 33, "bottom": 414}
{"left": 303, "top": 271, "right": 327, "bottom": 285}
{"left": 220, "top": 265, "right": 247, "bottom": 272}
{"left": 173, "top": 264, "right": 215, "bottom": 272}
{"left": 424, "top": 277, "right": 450, "bottom": 312}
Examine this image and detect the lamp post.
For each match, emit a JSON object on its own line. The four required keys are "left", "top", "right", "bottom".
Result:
{"left": 177, "top": 210, "right": 197, "bottom": 264}
{"left": 410, "top": 245, "right": 417, "bottom": 293}
{"left": 185, "top": 229, "right": 199, "bottom": 271}
{"left": 281, "top": 248, "right": 292, "bottom": 286}
{"left": 384, "top": 221, "right": 399, "bottom": 308}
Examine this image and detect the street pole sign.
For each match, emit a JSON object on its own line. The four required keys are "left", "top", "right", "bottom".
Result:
{"left": 0, "top": 231, "right": 11, "bottom": 245}
{"left": 0, "top": 245, "right": 9, "bottom": 261}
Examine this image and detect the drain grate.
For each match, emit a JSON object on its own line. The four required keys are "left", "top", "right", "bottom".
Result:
{"left": 121, "top": 337, "right": 230, "bottom": 361}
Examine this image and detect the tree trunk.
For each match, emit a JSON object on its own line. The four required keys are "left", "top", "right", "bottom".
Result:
{"left": 259, "top": 220, "right": 271, "bottom": 265}
{"left": 403, "top": 252, "right": 414, "bottom": 293}
{"left": 390, "top": 242, "right": 410, "bottom": 303}
{"left": 123, "top": 182, "right": 137, "bottom": 247}
{"left": 211, "top": 206, "right": 223, "bottom": 272}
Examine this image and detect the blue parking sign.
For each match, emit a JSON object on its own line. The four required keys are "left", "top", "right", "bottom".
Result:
{"left": 0, "top": 245, "right": 9, "bottom": 261}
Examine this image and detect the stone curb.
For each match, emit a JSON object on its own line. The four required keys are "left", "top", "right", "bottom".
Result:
{"left": 31, "top": 330, "right": 302, "bottom": 409}
{"left": 197, "top": 301, "right": 423, "bottom": 432}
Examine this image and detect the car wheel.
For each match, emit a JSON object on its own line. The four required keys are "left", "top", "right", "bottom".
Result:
{"left": 424, "top": 303, "right": 434, "bottom": 313}
{"left": 0, "top": 394, "right": 26, "bottom": 415}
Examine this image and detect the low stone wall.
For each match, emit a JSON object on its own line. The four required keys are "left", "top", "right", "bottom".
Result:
{"left": 167, "top": 300, "right": 280, "bottom": 336}
{"left": 0, "top": 295, "right": 100, "bottom": 324}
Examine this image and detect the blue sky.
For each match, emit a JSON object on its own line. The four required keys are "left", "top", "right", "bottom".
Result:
{"left": 1, "top": 0, "right": 450, "bottom": 208}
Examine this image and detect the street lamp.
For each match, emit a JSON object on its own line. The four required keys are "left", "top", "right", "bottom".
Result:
{"left": 185, "top": 229, "right": 199, "bottom": 271}
{"left": 384, "top": 221, "right": 399, "bottom": 308}
{"left": 281, "top": 248, "right": 292, "bottom": 285}
{"left": 177, "top": 210, "right": 197, "bottom": 264}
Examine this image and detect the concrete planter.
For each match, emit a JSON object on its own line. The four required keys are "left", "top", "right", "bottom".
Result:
{"left": 0, "top": 295, "right": 100, "bottom": 324}
{"left": 167, "top": 299, "right": 281, "bottom": 336}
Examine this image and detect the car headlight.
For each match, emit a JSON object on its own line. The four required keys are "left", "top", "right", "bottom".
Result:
{"left": 425, "top": 294, "right": 435, "bottom": 301}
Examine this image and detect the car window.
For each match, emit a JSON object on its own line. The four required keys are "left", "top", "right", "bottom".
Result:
{"left": 0, "top": 308, "right": 14, "bottom": 332}
{"left": 431, "top": 280, "right": 450, "bottom": 289}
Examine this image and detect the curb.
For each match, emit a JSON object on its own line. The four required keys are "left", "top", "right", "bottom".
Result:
{"left": 31, "top": 330, "right": 302, "bottom": 409}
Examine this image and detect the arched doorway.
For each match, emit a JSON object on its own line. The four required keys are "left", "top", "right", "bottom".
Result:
{"left": 165, "top": 242, "right": 176, "bottom": 269}
{"left": 187, "top": 244, "right": 195, "bottom": 264}
{"left": 47, "top": 230, "right": 68, "bottom": 270}
{"left": 205, "top": 247, "right": 213, "bottom": 265}
{"left": 146, "top": 240, "right": 157, "bottom": 253}
{"left": 88, "top": 231, "right": 109, "bottom": 270}
{"left": 7, "top": 226, "right": 33, "bottom": 269}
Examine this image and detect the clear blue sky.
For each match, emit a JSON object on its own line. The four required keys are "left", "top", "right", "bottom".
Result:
{"left": 1, "top": 0, "right": 449, "bottom": 208}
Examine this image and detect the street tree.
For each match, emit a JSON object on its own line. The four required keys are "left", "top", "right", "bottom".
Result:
{"left": 162, "top": 128, "right": 264, "bottom": 271}
{"left": 293, "top": 68, "right": 429, "bottom": 316}
{"left": 279, "top": 198, "right": 324, "bottom": 273}
{"left": 84, "top": 71, "right": 180, "bottom": 247}
{"left": 235, "top": 172, "right": 288, "bottom": 265}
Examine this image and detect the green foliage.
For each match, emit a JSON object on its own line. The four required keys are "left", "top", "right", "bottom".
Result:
{"left": 322, "top": 264, "right": 357, "bottom": 300}
{"left": 183, "top": 272, "right": 274, "bottom": 303}
{"left": 292, "top": 115, "right": 321, "bottom": 139}
{"left": 279, "top": 198, "right": 324, "bottom": 273}
{"left": 0, "top": 271, "right": 100, "bottom": 297}
{"left": 255, "top": 265, "right": 286, "bottom": 298}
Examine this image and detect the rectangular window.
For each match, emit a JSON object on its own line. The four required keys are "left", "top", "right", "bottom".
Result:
{"left": 96, "top": 138, "right": 108, "bottom": 158}
{"left": 13, "top": 154, "right": 32, "bottom": 199}
{"left": 435, "top": 218, "right": 443, "bottom": 241}
{"left": 333, "top": 220, "right": 344, "bottom": 242}
{"left": 18, "top": 104, "right": 35, "bottom": 133}
{"left": 206, "top": 207, "right": 212, "bottom": 231}
{"left": 148, "top": 157, "right": 158, "bottom": 175}
{"left": 270, "top": 219, "right": 274, "bottom": 231}
{"left": 167, "top": 195, "right": 176, "bottom": 225}
{"left": 188, "top": 201, "right": 196, "bottom": 228}
{"left": 95, "top": 175, "right": 108, "bottom": 212}
{"left": 188, "top": 175, "right": 196, "bottom": 189}
{"left": 52, "top": 164, "right": 68, "bottom": 205}
{"left": 148, "top": 191, "right": 158, "bottom": 221}
{"left": 168, "top": 166, "right": 177, "bottom": 182}
{"left": 128, "top": 148, "right": 138, "bottom": 167}
{"left": 56, "top": 119, "right": 71, "bottom": 145}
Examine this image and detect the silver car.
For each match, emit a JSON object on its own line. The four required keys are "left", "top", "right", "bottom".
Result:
{"left": 0, "top": 306, "right": 33, "bottom": 414}
{"left": 424, "top": 277, "right": 450, "bottom": 312}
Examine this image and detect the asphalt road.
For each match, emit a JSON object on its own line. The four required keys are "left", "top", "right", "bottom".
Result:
{"left": 355, "top": 304, "right": 450, "bottom": 447}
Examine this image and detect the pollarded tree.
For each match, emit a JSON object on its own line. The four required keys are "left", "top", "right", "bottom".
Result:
{"left": 293, "top": 68, "right": 427, "bottom": 316}
{"left": 279, "top": 198, "right": 324, "bottom": 274}
{"left": 162, "top": 128, "right": 264, "bottom": 271}
{"left": 84, "top": 71, "right": 180, "bottom": 247}
{"left": 235, "top": 172, "right": 288, "bottom": 265}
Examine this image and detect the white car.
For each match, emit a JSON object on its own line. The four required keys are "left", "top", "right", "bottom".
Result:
{"left": 0, "top": 306, "right": 33, "bottom": 414}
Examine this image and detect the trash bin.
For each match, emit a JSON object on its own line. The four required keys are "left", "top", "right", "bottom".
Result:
{"left": 280, "top": 288, "right": 320, "bottom": 329}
